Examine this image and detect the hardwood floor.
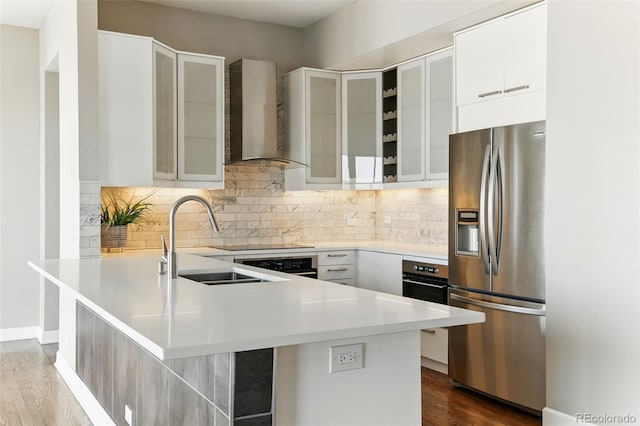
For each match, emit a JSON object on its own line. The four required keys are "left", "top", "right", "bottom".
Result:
{"left": 1, "top": 340, "right": 541, "bottom": 426}
{"left": 0, "top": 340, "right": 91, "bottom": 426}
{"left": 422, "top": 367, "right": 542, "bottom": 426}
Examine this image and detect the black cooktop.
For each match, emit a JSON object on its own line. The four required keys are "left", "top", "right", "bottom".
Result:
{"left": 209, "top": 243, "right": 315, "bottom": 251}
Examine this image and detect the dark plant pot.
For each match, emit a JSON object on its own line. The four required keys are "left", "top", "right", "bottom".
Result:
{"left": 101, "top": 225, "right": 128, "bottom": 252}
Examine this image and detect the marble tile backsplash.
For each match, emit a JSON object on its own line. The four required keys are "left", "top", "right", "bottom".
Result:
{"left": 102, "top": 165, "right": 378, "bottom": 249}
{"left": 80, "top": 181, "right": 102, "bottom": 258}
{"left": 375, "top": 187, "right": 448, "bottom": 246}
{"left": 101, "top": 166, "right": 447, "bottom": 250}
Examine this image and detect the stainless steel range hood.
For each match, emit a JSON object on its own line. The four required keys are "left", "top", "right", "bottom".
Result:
{"left": 229, "top": 59, "right": 306, "bottom": 167}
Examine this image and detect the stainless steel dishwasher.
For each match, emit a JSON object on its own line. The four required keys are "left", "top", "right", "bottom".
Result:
{"left": 235, "top": 255, "right": 318, "bottom": 278}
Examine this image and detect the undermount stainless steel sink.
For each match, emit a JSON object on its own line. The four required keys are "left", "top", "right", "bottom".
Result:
{"left": 179, "top": 271, "right": 264, "bottom": 285}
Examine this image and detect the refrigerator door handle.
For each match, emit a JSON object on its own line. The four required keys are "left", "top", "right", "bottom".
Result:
{"left": 479, "top": 143, "right": 491, "bottom": 275}
{"left": 496, "top": 146, "right": 504, "bottom": 273}
{"left": 450, "top": 293, "right": 546, "bottom": 316}
{"left": 488, "top": 144, "right": 503, "bottom": 276}
{"left": 488, "top": 142, "right": 497, "bottom": 276}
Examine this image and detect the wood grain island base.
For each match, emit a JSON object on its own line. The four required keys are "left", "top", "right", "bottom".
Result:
{"left": 28, "top": 254, "right": 484, "bottom": 425}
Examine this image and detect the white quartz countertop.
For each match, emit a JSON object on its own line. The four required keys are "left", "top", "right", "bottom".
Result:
{"left": 29, "top": 253, "right": 482, "bottom": 360}
{"left": 113, "top": 240, "right": 448, "bottom": 262}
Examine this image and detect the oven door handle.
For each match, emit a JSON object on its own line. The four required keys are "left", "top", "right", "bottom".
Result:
{"left": 402, "top": 278, "right": 447, "bottom": 289}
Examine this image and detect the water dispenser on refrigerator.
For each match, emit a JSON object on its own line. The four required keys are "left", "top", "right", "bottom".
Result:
{"left": 456, "top": 210, "right": 479, "bottom": 256}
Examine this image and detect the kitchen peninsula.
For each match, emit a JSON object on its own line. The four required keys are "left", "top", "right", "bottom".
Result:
{"left": 29, "top": 253, "right": 483, "bottom": 425}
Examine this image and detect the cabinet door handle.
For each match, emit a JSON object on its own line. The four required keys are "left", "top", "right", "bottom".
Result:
{"left": 327, "top": 254, "right": 348, "bottom": 257}
{"left": 478, "top": 90, "right": 502, "bottom": 98}
{"left": 504, "top": 85, "right": 530, "bottom": 93}
{"left": 327, "top": 268, "right": 348, "bottom": 272}
{"left": 423, "top": 329, "right": 436, "bottom": 334}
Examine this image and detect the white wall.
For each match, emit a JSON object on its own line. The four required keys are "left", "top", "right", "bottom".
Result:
{"left": 0, "top": 0, "right": 98, "bottom": 340}
{"left": 545, "top": 0, "right": 640, "bottom": 422}
{"left": 40, "top": 69, "right": 60, "bottom": 340}
{"left": 97, "top": 0, "right": 305, "bottom": 72}
{"left": 77, "top": 0, "right": 99, "bottom": 182}
{"left": 35, "top": 0, "right": 99, "bottom": 354}
{"left": 40, "top": 0, "right": 81, "bottom": 259}
{"left": 39, "top": 0, "right": 99, "bottom": 260}
{"left": 0, "top": 24, "right": 41, "bottom": 334}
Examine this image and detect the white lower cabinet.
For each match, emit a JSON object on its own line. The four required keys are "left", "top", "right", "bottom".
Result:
{"left": 421, "top": 328, "right": 448, "bottom": 374}
{"left": 318, "top": 250, "right": 355, "bottom": 284}
{"left": 356, "top": 251, "right": 402, "bottom": 296}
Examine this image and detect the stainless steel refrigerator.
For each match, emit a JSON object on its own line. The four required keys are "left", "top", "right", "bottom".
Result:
{"left": 448, "top": 120, "right": 546, "bottom": 413}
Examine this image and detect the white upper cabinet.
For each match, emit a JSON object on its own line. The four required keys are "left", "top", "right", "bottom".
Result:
{"left": 99, "top": 31, "right": 225, "bottom": 188}
{"left": 342, "top": 72, "right": 382, "bottom": 184}
{"left": 177, "top": 53, "right": 225, "bottom": 182}
{"left": 152, "top": 42, "right": 177, "bottom": 181}
{"left": 285, "top": 68, "right": 342, "bottom": 190}
{"left": 394, "top": 48, "right": 453, "bottom": 184}
{"left": 455, "top": 3, "right": 547, "bottom": 131}
{"left": 307, "top": 71, "right": 342, "bottom": 183}
{"left": 426, "top": 49, "right": 453, "bottom": 180}
{"left": 502, "top": 4, "right": 547, "bottom": 97}
{"left": 397, "top": 58, "right": 426, "bottom": 182}
{"left": 285, "top": 48, "right": 453, "bottom": 190}
{"left": 455, "top": 21, "right": 504, "bottom": 107}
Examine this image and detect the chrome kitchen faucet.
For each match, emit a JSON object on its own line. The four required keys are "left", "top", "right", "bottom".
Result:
{"left": 161, "top": 195, "right": 219, "bottom": 278}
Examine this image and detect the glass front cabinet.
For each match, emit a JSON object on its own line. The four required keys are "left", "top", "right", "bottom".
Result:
{"left": 341, "top": 72, "right": 382, "bottom": 185}
{"left": 425, "top": 48, "right": 453, "bottom": 180}
{"left": 177, "top": 53, "right": 225, "bottom": 182}
{"left": 99, "top": 30, "right": 225, "bottom": 189}
{"left": 285, "top": 68, "right": 342, "bottom": 190}
{"left": 284, "top": 47, "right": 453, "bottom": 190}
{"left": 396, "top": 48, "right": 453, "bottom": 183}
{"left": 397, "top": 58, "right": 426, "bottom": 182}
{"left": 152, "top": 42, "right": 177, "bottom": 181}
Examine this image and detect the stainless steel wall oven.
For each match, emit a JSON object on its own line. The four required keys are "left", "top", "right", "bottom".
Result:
{"left": 402, "top": 260, "right": 448, "bottom": 304}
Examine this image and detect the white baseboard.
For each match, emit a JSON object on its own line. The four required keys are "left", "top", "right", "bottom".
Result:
{"left": 38, "top": 329, "right": 59, "bottom": 344}
{"left": 54, "top": 353, "right": 116, "bottom": 426}
{"left": 0, "top": 327, "right": 60, "bottom": 344}
{"left": 543, "top": 407, "right": 595, "bottom": 426}
{"left": 421, "top": 357, "right": 448, "bottom": 374}
{"left": 0, "top": 326, "right": 39, "bottom": 342}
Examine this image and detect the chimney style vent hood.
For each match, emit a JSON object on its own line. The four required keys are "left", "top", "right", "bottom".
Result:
{"left": 229, "top": 59, "right": 305, "bottom": 167}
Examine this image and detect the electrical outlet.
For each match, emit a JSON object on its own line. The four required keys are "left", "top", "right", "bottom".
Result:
{"left": 338, "top": 352, "right": 357, "bottom": 364}
{"left": 125, "top": 405, "right": 133, "bottom": 426}
{"left": 330, "top": 343, "right": 364, "bottom": 373}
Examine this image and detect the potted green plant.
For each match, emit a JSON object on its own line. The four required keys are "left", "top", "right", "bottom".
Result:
{"left": 101, "top": 192, "right": 154, "bottom": 252}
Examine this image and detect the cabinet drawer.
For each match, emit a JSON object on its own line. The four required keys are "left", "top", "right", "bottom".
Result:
{"left": 318, "top": 265, "right": 355, "bottom": 280}
{"left": 318, "top": 251, "right": 354, "bottom": 266}
{"left": 420, "top": 328, "right": 448, "bottom": 365}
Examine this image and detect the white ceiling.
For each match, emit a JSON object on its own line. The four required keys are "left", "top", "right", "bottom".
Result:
{"left": 138, "top": 0, "right": 355, "bottom": 28}
{"left": 0, "top": 0, "right": 353, "bottom": 30}
{"left": 0, "top": 0, "right": 52, "bottom": 29}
